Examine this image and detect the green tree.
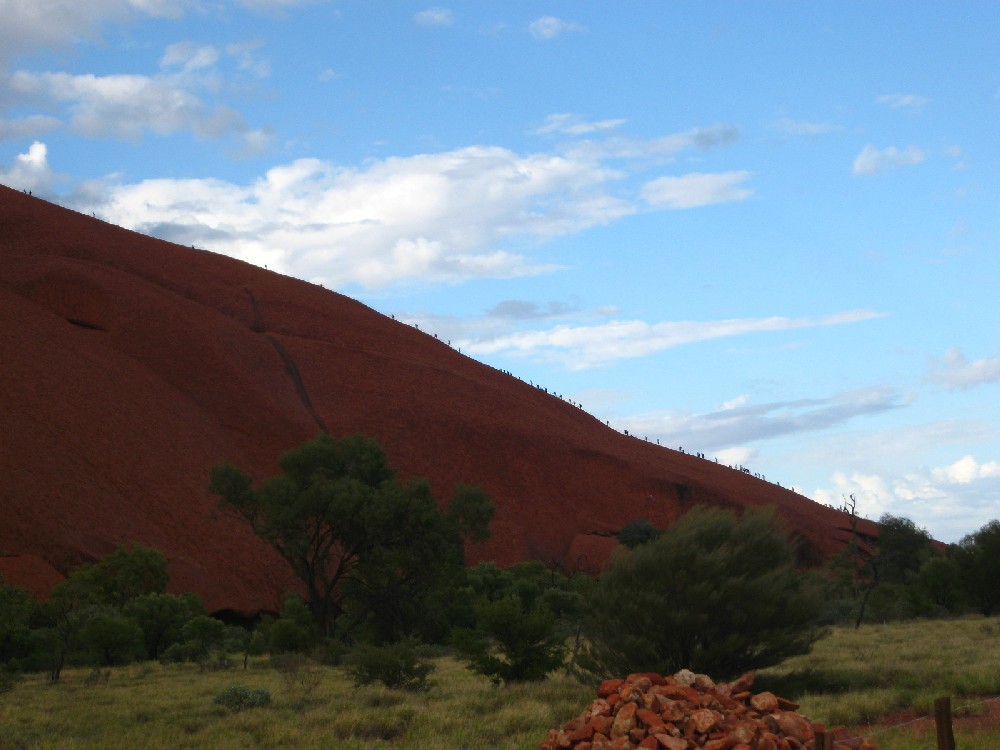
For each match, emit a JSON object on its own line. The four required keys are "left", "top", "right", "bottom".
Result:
{"left": 455, "top": 595, "right": 565, "bottom": 685}
{"left": 267, "top": 593, "right": 319, "bottom": 654}
{"left": 581, "top": 505, "right": 823, "bottom": 680}
{"left": 178, "top": 615, "right": 227, "bottom": 661}
{"left": 0, "top": 579, "right": 37, "bottom": 671}
{"left": 79, "top": 614, "right": 144, "bottom": 666}
{"left": 876, "top": 514, "right": 935, "bottom": 585}
{"left": 36, "top": 572, "right": 102, "bottom": 680}
{"left": 915, "top": 555, "right": 963, "bottom": 613}
{"left": 955, "top": 520, "right": 1000, "bottom": 616}
{"left": 210, "top": 433, "right": 493, "bottom": 639}
{"left": 85, "top": 543, "right": 170, "bottom": 609}
{"left": 123, "top": 592, "right": 204, "bottom": 659}
{"left": 454, "top": 561, "right": 586, "bottom": 685}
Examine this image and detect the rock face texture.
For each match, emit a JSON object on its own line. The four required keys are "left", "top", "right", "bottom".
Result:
{"left": 0, "top": 186, "right": 868, "bottom": 615}
{"left": 540, "top": 671, "right": 879, "bottom": 750}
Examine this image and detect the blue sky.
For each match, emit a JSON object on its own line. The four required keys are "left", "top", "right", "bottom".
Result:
{"left": 3, "top": 1, "right": 999, "bottom": 543}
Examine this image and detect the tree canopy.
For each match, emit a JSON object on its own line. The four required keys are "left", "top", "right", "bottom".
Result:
{"left": 210, "top": 433, "right": 494, "bottom": 640}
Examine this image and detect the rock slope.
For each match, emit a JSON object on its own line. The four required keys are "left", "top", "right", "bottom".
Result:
{"left": 0, "top": 186, "right": 871, "bottom": 614}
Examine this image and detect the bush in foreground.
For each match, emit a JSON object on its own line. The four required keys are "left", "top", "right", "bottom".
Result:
{"left": 212, "top": 685, "right": 272, "bottom": 712}
{"left": 582, "top": 505, "right": 824, "bottom": 680}
{"left": 344, "top": 639, "right": 434, "bottom": 691}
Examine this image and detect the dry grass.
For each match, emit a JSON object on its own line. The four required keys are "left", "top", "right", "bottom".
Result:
{"left": 757, "top": 615, "right": 1000, "bottom": 749}
{"left": 2, "top": 617, "right": 998, "bottom": 749}
{"left": 0, "top": 657, "right": 591, "bottom": 750}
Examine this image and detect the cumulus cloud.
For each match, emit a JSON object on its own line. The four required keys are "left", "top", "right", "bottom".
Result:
{"left": 852, "top": 144, "right": 926, "bottom": 175}
{"left": 414, "top": 7, "right": 454, "bottom": 26}
{"left": 9, "top": 70, "right": 245, "bottom": 140}
{"left": 876, "top": 93, "right": 929, "bottom": 112}
{"left": 932, "top": 455, "right": 1000, "bottom": 484}
{"left": 81, "top": 145, "right": 641, "bottom": 287}
{"left": 0, "top": 140, "right": 57, "bottom": 193}
{"left": 641, "top": 171, "right": 751, "bottom": 209}
{"left": 62, "top": 118, "right": 750, "bottom": 288}
{"left": 0, "top": 0, "right": 182, "bottom": 64}
{"left": 463, "top": 309, "right": 886, "bottom": 369}
{"left": 5, "top": 38, "right": 273, "bottom": 143}
{"left": 0, "top": 114, "right": 60, "bottom": 141}
{"left": 929, "top": 347, "right": 1000, "bottom": 390}
{"left": 814, "top": 455, "right": 1000, "bottom": 542}
{"left": 528, "top": 16, "right": 585, "bottom": 40}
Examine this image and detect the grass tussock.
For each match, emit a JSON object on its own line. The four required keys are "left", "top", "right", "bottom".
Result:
{"left": 2, "top": 617, "right": 999, "bottom": 749}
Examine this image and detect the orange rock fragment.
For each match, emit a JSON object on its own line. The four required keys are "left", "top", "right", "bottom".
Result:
{"left": 612, "top": 701, "right": 638, "bottom": 738}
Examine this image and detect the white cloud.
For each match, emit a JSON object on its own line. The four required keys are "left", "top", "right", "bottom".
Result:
{"left": 0, "top": 0, "right": 182, "bottom": 64}
{"left": 0, "top": 114, "right": 60, "bottom": 141}
{"left": 641, "top": 171, "right": 752, "bottom": 209}
{"left": 0, "top": 140, "right": 57, "bottom": 193}
{"left": 161, "top": 42, "right": 222, "bottom": 72}
{"left": 231, "top": 127, "right": 275, "bottom": 159}
{"left": 932, "top": 455, "right": 1000, "bottom": 484}
{"left": 10, "top": 70, "right": 245, "bottom": 140}
{"left": 714, "top": 446, "right": 757, "bottom": 468}
{"left": 876, "top": 93, "right": 929, "bottom": 112}
{"left": 464, "top": 309, "right": 887, "bottom": 369}
{"left": 7, "top": 38, "right": 271, "bottom": 143}
{"left": 528, "top": 16, "right": 585, "bottom": 40}
{"left": 929, "top": 347, "right": 1000, "bottom": 390}
{"left": 719, "top": 394, "right": 751, "bottom": 411}
{"left": 813, "top": 455, "right": 1000, "bottom": 543}
{"left": 813, "top": 472, "right": 898, "bottom": 519}
{"left": 852, "top": 144, "right": 926, "bottom": 175}
{"left": 414, "top": 7, "right": 454, "bottom": 26}
{"left": 533, "top": 113, "right": 627, "bottom": 136}
{"left": 81, "top": 145, "right": 640, "bottom": 287}
{"left": 63, "top": 118, "right": 752, "bottom": 288}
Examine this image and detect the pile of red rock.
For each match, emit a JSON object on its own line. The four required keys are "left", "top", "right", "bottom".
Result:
{"left": 540, "top": 670, "right": 878, "bottom": 750}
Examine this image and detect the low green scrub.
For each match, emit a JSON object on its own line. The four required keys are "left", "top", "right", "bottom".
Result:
{"left": 343, "top": 639, "right": 435, "bottom": 691}
{"left": 213, "top": 685, "right": 272, "bottom": 712}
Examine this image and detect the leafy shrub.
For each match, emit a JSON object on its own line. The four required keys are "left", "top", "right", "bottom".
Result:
{"left": 315, "top": 637, "right": 350, "bottom": 665}
{"left": 213, "top": 685, "right": 272, "bottom": 712}
{"left": 79, "top": 615, "right": 144, "bottom": 666}
{"left": 344, "top": 638, "right": 434, "bottom": 691}
{"left": 160, "top": 615, "right": 228, "bottom": 666}
{"left": 268, "top": 595, "right": 319, "bottom": 654}
{"left": 454, "top": 596, "right": 565, "bottom": 685}
{"left": 582, "top": 505, "right": 823, "bottom": 680}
